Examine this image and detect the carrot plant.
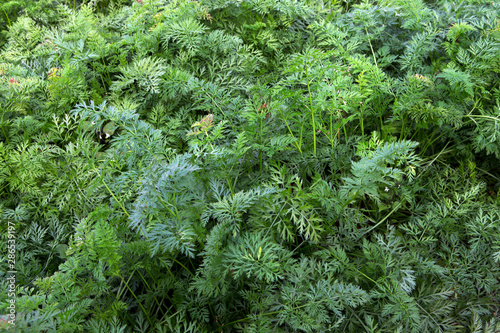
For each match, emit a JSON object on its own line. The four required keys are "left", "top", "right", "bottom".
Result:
{"left": 1, "top": 0, "right": 500, "bottom": 332}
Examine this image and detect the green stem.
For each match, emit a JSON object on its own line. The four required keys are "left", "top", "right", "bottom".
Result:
{"left": 119, "top": 274, "right": 154, "bottom": 327}
{"left": 360, "top": 107, "right": 364, "bottom": 137}
{"left": 170, "top": 256, "right": 195, "bottom": 277}
{"left": 329, "top": 99, "right": 335, "bottom": 148}
{"left": 137, "top": 270, "right": 166, "bottom": 317}
{"left": 97, "top": 170, "right": 130, "bottom": 217}
{"left": 277, "top": 107, "right": 302, "bottom": 153}
{"left": 259, "top": 114, "right": 263, "bottom": 174}
{"left": 0, "top": 113, "right": 10, "bottom": 145}
{"left": 365, "top": 27, "right": 378, "bottom": 68}
{"left": 400, "top": 114, "right": 405, "bottom": 140}
{"left": 360, "top": 201, "right": 402, "bottom": 237}
{"left": 116, "top": 269, "right": 135, "bottom": 300}
{"left": 1, "top": 7, "right": 11, "bottom": 26}
{"left": 305, "top": 59, "right": 317, "bottom": 155}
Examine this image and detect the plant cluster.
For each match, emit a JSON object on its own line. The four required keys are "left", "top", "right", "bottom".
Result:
{"left": 1, "top": 0, "right": 500, "bottom": 332}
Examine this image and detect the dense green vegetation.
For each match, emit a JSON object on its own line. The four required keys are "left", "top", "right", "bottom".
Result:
{"left": 1, "top": 0, "right": 500, "bottom": 331}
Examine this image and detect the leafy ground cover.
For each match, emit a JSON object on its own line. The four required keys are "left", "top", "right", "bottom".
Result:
{"left": 1, "top": 0, "right": 500, "bottom": 332}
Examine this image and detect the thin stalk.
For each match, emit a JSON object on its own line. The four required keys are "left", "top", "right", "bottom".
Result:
{"left": 259, "top": 113, "right": 263, "bottom": 173}
{"left": 1, "top": 113, "right": 10, "bottom": 145}
{"left": 277, "top": 107, "right": 302, "bottom": 153}
{"left": 1, "top": 7, "right": 11, "bottom": 26}
{"left": 420, "top": 131, "right": 446, "bottom": 156}
{"left": 119, "top": 274, "right": 154, "bottom": 327}
{"left": 343, "top": 117, "right": 348, "bottom": 142}
{"left": 465, "top": 114, "right": 500, "bottom": 122}
{"left": 360, "top": 106, "right": 364, "bottom": 137}
{"left": 329, "top": 99, "right": 334, "bottom": 149}
{"left": 226, "top": 177, "right": 235, "bottom": 197}
{"left": 157, "top": 196, "right": 177, "bottom": 217}
{"left": 415, "top": 143, "right": 451, "bottom": 180}
{"left": 137, "top": 270, "right": 166, "bottom": 317}
{"left": 97, "top": 170, "right": 130, "bottom": 217}
{"left": 360, "top": 201, "right": 403, "bottom": 237}
{"left": 169, "top": 256, "right": 195, "bottom": 277}
{"left": 116, "top": 270, "right": 135, "bottom": 300}
{"left": 305, "top": 61, "right": 317, "bottom": 155}
{"left": 380, "top": 114, "right": 385, "bottom": 135}
{"left": 365, "top": 27, "right": 379, "bottom": 68}
{"left": 400, "top": 114, "right": 405, "bottom": 140}
{"left": 475, "top": 167, "right": 500, "bottom": 181}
